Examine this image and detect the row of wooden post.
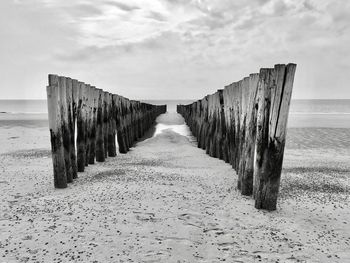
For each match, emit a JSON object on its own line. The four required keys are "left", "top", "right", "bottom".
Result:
{"left": 47, "top": 75, "right": 166, "bottom": 188}
{"left": 177, "top": 64, "right": 296, "bottom": 210}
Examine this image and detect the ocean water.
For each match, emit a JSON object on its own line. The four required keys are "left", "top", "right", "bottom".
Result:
{"left": 0, "top": 99, "right": 349, "bottom": 128}
{"left": 0, "top": 100, "right": 48, "bottom": 114}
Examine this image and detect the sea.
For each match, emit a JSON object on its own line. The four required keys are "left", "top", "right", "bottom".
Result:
{"left": 0, "top": 99, "right": 350, "bottom": 128}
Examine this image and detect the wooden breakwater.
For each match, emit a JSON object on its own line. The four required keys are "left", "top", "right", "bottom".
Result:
{"left": 47, "top": 75, "right": 166, "bottom": 188}
{"left": 177, "top": 64, "right": 296, "bottom": 211}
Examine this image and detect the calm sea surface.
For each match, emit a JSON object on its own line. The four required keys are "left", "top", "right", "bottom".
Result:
{"left": 0, "top": 99, "right": 349, "bottom": 128}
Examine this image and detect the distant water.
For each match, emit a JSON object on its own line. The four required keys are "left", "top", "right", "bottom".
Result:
{"left": 0, "top": 100, "right": 47, "bottom": 114}
{"left": 289, "top": 100, "right": 350, "bottom": 115}
{"left": 0, "top": 99, "right": 349, "bottom": 128}
{"left": 142, "top": 100, "right": 194, "bottom": 113}
{"left": 288, "top": 100, "right": 350, "bottom": 128}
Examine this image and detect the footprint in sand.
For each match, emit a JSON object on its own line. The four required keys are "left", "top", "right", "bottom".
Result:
{"left": 177, "top": 213, "right": 204, "bottom": 228}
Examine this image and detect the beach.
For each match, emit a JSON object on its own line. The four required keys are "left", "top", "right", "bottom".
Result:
{"left": 0, "top": 109, "right": 349, "bottom": 262}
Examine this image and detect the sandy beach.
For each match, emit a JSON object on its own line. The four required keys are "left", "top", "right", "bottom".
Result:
{"left": 0, "top": 112, "right": 349, "bottom": 262}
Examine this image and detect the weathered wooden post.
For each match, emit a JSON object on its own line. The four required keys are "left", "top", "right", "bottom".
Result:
{"left": 218, "top": 90, "right": 229, "bottom": 163}
{"left": 199, "top": 98, "right": 209, "bottom": 150}
{"left": 77, "top": 82, "right": 87, "bottom": 172}
{"left": 237, "top": 77, "right": 250, "bottom": 190}
{"left": 67, "top": 78, "right": 78, "bottom": 179}
{"left": 47, "top": 75, "right": 67, "bottom": 188}
{"left": 124, "top": 100, "right": 131, "bottom": 151}
{"left": 108, "top": 93, "right": 117, "bottom": 157}
{"left": 229, "top": 82, "right": 238, "bottom": 171}
{"left": 126, "top": 101, "right": 132, "bottom": 150}
{"left": 84, "top": 84, "right": 90, "bottom": 166}
{"left": 215, "top": 90, "right": 225, "bottom": 160}
{"left": 88, "top": 87, "right": 98, "bottom": 164}
{"left": 253, "top": 64, "right": 296, "bottom": 210}
{"left": 223, "top": 87, "right": 233, "bottom": 164}
{"left": 58, "top": 76, "right": 73, "bottom": 183}
{"left": 103, "top": 92, "right": 109, "bottom": 158}
{"left": 240, "top": 74, "right": 259, "bottom": 196}
{"left": 96, "top": 89, "right": 105, "bottom": 162}
{"left": 71, "top": 79, "right": 79, "bottom": 178}
{"left": 138, "top": 103, "right": 143, "bottom": 139}
{"left": 113, "top": 94, "right": 120, "bottom": 153}
{"left": 117, "top": 97, "right": 128, "bottom": 154}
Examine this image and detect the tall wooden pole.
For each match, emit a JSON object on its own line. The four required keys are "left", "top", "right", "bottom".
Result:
{"left": 77, "top": 82, "right": 87, "bottom": 172}
{"left": 108, "top": 94, "right": 117, "bottom": 157}
{"left": 58, "top": 76, "right": 73, "bottom": 183}
{"left": 96, "top": 89, "right": 105, "bottom": 162}
{"left": 71, "top": 79, "right": 79, "bottom": 178}
{"left": 67, "top": 78, "right": 78, "bottom": 179}
{"left": 240, "top": 74, "right": 259, "bottom": 196}
{"left": 254, "top": 64, "right": 296, "bottom": 210}
{"left": 88, "top": 87, "right": 98, "bottom": 164}
{"left": 47, "top": 75, "right": 67, "bottom": 188}
{"left": 103, "top": 92, "right": 109, "bottom": 158}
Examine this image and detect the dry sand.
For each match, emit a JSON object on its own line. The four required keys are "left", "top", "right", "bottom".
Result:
{"left": 0, "top": 112, "right": 349, "bottom": 262}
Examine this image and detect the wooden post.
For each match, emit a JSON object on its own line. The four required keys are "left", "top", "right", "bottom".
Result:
{"left": 76, "top": 82, "right": 86, "bottom": 172}
{"left": 103, "top": 92, "right": 109, "bottom": 158}
{"left": 71, "top": 79, "right": 79, "bottom": 179}
{"left": 47, "top": 75, "right": 67, "bottom": 188}
{"left": 96, "top": 89, "right": 105, "bottom": 162}
{"left": 58, "top": 76, "right": 73, "bottom": 183}
{"left": 231, "top": 82, "right": 240, "bottom": 172}
{"left": 88, "top": 87, "right": 98, "bottom": 164}
{"left": 223, "top": 86, "right": 233, "bottom": 165}
{"left": 84, "top": 85, "right": 90, "bottom": 166}
{"left": 240, "top": 74, "right": 259, "bottom": 196}
{"left": 253, "top": 64, "right": 296, "bottom": 210}
{"left": 200, "top": 97, "right": 209, "bottom": 150}
{"left": 66, "top": 78, "right": 77, "bottom": 179}
{"left": 124, "top": 100, "right": 131, "bottom": 151}
{"left": 117, "top": 97, "right": 128, "bottom": 154}
{"left": 237, "top": 77, "right": 250, "bottom": 190}
{"left": 108, "top": 94, "right": 117, "bottom": 157}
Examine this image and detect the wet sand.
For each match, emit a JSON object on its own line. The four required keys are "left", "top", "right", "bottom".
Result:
{"left": 0, "top": 112, "right": 349, "bottom": 262}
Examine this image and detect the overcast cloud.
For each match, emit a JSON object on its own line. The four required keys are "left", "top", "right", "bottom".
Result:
{"left": 0, "top": 0, "right": 349, "bottom": 99}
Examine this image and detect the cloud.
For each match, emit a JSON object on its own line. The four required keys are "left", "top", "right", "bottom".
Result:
{"left": 303, "top": 0, "right": 315, "bottom": 11}
{"left": 1, "top": 0, "right": 350, "bottom": 99}
{"left": 104, "top": 1, "right": 140, "bottom": 12}
{"left": 65, "top": 4, "right": 105, "bottom": 17}
{"left": 272, "top": 0, "right": 288, "bottom": 16}
{"left": 148, "top": 11, "right": 168, "bottom": 22}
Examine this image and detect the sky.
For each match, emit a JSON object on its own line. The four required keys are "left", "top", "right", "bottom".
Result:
{"left": 0, "top": 0, "right": 349, "bottom": 100}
